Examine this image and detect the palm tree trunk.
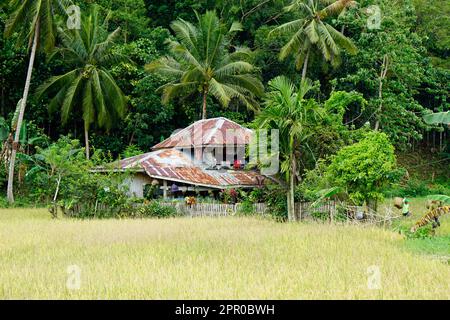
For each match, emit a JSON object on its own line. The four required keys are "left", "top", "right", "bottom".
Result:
{"left": 286, "top": 184, "right": 291, "bottom": 221}
{"left": 7, "top": 20, "right": 40, "bottom": 204}
{"left": 202, "top": 88, "right": 208, "bottom": 120}
{"left": 84, "top": 126, "right": 90, "bottom": 160}
{"left": 289, "top": 166, "right": 296, "bottom": 221}
{"left": 301, "top": 50, "right": 310, "bottom": 82}
{"left": 287, "top": 137, "right": 296, "bottom": 222}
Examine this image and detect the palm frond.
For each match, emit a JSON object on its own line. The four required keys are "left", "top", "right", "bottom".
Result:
{"left": 166, "top": 39, "right": 205, "bottom": 71}
{"left": 222, "top": 74, "right": 265, "bottom": 97}
{"left": 304, "top": 19, "right": 319, "bottom": 44}
{"left": 93, "top": 27, "right": 121, "bottom": 61}
{"left": 325, "top": 23, "right": 357, "bottom": 54}
{"left": 321, "top": 0, "right": 357, "bottom": 19}
{"left": 4, "top": 0, "right": 34, "bottom": 38}
{"left": 317, "top": 21, "right": 339, "bottom": 55}
{"left": 41, "top": 0, "right": 56, "bottom": 52}
{"left": 215, "top": 61, "right": 255, "bottom": 77}
{"left": 82, "top": 79, "right": 95, "bottom": 129}
{"left": 145, "top": 56, "right": 184, "bottom": 77}
{"left": 98, "top": 69, "right": 127, "bottom": 125}
{"left": 270, "top": 19, "right": 306, "bottom": 37}
{"left": 36, "top": 69, "right": 79, "bottom": 99}
{"left": 279, "top": 30, "right": 306, "bottom": 60}
{"left": 47, "top": 83, "right": 70, "bottom": 114}
{"left": 61, "top": 75, "right": 83, "bottom": 124}
{"left": 209, "top": 78, "right": 231, "bottom": 107}
{"left": 91, "top": 69, "right": 107, "bottom": 128}
{"left": 171, "top": 19, "right": 200, "bottom": 58}
{"left": 160, "top": 82, "right": 198, "bottom": 105}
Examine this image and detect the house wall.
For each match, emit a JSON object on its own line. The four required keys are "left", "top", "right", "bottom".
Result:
{"left": 124, "top": 173, "right": 153, "bottom": 198}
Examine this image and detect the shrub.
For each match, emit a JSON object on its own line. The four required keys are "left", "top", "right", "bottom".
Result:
{"left": 264, "top": 185, "right": 288, "bottom": 221}
{"left": 121, "top": 145, "right": 144, "bottom": 158}
{"left": 311, "top": 211, "right": 329, "bottom": 221}
{"left": 395, "top": 225, "right": 435, "bottom": 240}
{"left": 326, "top": 131, "right": 400, "bottom": 209}
{"left": 384, "top": 179, "right": 450, "bottom": 198}
{"left": 248, "top": 188, "right": 265, "bottom": 203}
{"left": 136, "top": 201, "right": 179, "bottom": 218}
{"left": 0, "top": 196, "right": 38, "bottom": 208}
{"left": 401, "top": 179, "right": 430, "bottom": 197}
{"left": 237, "top": 200, "right": 255, "bottom": 215}
{"left": 310, "top": 206, "right": 349, "bottom": 222}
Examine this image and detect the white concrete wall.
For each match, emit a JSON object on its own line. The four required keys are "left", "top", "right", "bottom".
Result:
{"left": 124, "top": 173, "right": 153, "bottom": 198}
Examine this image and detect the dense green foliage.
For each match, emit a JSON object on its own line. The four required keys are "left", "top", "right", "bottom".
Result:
{"left": 255, "top": 76, "right": 319, "bottom": 220}
{"left": 0, "top": 0, "right": 448, "bottom": 208}
{"left": 146, "top": 10, "right": 264, "bottom": 119}
{"left": 37, "top": 6, "right": 127, "bottom": 159}
{"left": 1, "top": 1, "right": 447, "bottom": 151}
{"left": 14, "top": 136, "right": 128, "bottom": 213}
{"left": 325, "top": 131, "right": 398, "bottom": 208}
{"left": 272, "top": 0, "right": 358, "bottom": 80}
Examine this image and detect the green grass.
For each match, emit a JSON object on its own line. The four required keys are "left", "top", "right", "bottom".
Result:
{"left": 404, "top": 236, "right": 450, "bottom": 258}
{"left": 0, "top": 207, "right": 449, "bottom": 299}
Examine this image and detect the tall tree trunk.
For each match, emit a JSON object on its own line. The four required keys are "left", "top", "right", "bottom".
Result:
{"left": 51, "top": 174, "right": 62, "bottom": 219}
{"left": 375, "top": 55, "right": 389, "bottom": 131}
{"left": 202, "top": 88, "right": 208, "bottom": 120}
{"left": 289, "top": 159, "right": 296, "bottom": 221}
{"left": 7, "top": 20, "right": 40, "bottom": 204}
{"left": 286, "top": 185, "right": 292, "bottom": 222}
{"left": 84, "top": 126, "right": 90, "bottom": 160}
{"left": 301, "top": 50, "right": 310, "bottom": 83}
{"left": 287, "top": 138, "right": 296, "bottom": 222}
{"left": 1, "top": 86, "right": 5, "bottom": 117}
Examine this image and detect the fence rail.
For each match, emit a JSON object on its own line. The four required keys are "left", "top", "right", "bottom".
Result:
{"left": 159, "top": 202, "right": 269, "bottom": 217}
{"left": 68, "top": 200, "right": 397, "bottom": 225}
{"left": 160, "top": 201, "right": 397, "bottom": 225}
{"left": 160, "top": 201, "right": 339, "bottom": 219}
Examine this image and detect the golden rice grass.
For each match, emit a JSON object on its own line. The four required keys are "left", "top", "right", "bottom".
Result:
{"left": 0, "top": 208, "right": 449, "bottom": 299}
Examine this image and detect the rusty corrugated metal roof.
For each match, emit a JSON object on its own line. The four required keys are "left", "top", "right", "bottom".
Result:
{"left": 152, "top": 117, "right": 254, "bottom": 150}
{"left": 116, "top": 148, "right": 263, "bottom": 189}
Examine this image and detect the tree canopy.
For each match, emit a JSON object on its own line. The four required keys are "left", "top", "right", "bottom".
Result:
{"left": 146, "top": 10, "right": 264, "bottom": 119}
{"left": 0, "top": 0, "right": 448, "bottom": 203}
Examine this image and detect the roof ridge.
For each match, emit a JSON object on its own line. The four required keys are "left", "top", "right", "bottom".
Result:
{"left": 152, "top": 117, "right": 251, "bottom": 150}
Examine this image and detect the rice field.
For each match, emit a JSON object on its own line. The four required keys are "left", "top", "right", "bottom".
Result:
{"left": 0, "top": 207, "right": 449, "bottom": 299}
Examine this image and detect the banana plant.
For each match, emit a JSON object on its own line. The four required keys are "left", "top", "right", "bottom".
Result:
{"left": 426, "top": 195, "right": 450, "bottom": 205}
{"left": 17, "top": 138, "right": 84, "bottom": 217}
{"left": 1, "top": 100, "right": 45, "bottom": 154}
{"left": 310, "top": 186, "right": 343, "bottom": 208}
{"left": 423, "top": 111, "right": 450, "bottom": 125}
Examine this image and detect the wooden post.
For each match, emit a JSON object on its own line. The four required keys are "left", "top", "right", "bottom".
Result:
{"left": 329, "top": 201, "right": 332, "bottom": 224}
{"left": 163, "top": 180, "right": 168, "bottom": 199}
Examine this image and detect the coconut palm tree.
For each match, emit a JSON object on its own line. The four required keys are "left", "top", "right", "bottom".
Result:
{"left": 37, "top": 6, "right": 127, "bottom": 159}
{"left": 271, "top": 0, "right": 358, "bottom": 81}
{"left": 146, "top": 10, "right": 264, "bottom": 120}
{"left": 4, "top": 0, "right": 71, "bottom": 203}
{"left": 254, "top": 76, "right": 320, "bottom": 221}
